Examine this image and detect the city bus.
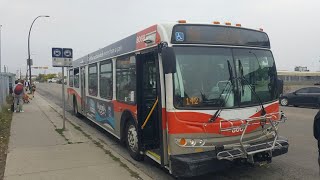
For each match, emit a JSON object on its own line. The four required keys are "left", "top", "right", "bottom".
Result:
{"left": 67, "top": 21, "right": 289, "bottom": 177}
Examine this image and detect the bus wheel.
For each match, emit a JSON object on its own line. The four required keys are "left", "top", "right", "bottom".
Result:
{"left": 73, "top": 98, "right": 80, "bottom": 117}
{"left": 125, "top": 120, "right": 144, "bottom": 161}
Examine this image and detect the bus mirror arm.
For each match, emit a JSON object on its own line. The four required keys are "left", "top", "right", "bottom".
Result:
{"left": 161, "top": 47, "right": 176, "bottom": 74}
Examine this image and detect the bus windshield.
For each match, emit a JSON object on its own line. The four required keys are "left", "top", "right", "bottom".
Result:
{"left": 173, "top": 46, "right": 278, "bottom": 109}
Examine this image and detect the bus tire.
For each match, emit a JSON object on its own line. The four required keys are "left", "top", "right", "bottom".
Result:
{"left": 73, "top": 97, "right": 81, "bottom": 117}
{"left": 125, "top": 120, "right": 144, "bottom": 161}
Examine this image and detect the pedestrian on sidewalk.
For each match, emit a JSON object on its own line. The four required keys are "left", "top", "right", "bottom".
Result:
{"left": 24, "top": 79, "right": 31, "bottom": 93}
{"left": 24, "top": 80, "right": 30, "bottom": 93}
{"left": 314, "top": 110, "right": 320, "bottom": 174}
{"left": 31, "top": 83, "right": 36, "bottom": 98}
{"left": 13, "top": 79, "right": 25, "bottom": 112}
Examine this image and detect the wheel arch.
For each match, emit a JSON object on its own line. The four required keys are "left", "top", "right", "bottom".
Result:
{"left": 120, "top": 109, "right": 137, "bottom": 143}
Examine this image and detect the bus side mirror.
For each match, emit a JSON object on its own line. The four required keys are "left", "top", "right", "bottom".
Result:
{"left": 162, "top": 47, "right": 176, "bottom": 74}
{"left": 277, "top": 78, "right": 283, "bottom": 96}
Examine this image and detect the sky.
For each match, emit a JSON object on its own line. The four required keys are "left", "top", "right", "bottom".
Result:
{"left": 1, "top": 0, "right": 320, "bottom": 76}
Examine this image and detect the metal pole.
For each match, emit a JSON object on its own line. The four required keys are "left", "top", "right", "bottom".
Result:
{"left": 62, "top": 66, "right": 66, "bottom": 130}
{"left": 0, "top": 25, "right": 2, "bottom": 73}
{"left": 27, "top": 15, "right": 49, "bottom": 90}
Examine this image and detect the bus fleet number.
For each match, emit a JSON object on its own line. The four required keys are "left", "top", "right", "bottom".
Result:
{"left": 185, "top": 97, "right": 200, "bottom": 105}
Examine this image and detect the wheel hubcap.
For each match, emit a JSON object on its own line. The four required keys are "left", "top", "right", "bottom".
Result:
{"left": 127, "top": 125, "right": 138, "bottom": 152}
{"left": 281, "top": 99, "right": 288, "bottom": 105}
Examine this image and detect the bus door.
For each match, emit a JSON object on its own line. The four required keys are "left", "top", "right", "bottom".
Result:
{"left": 80, "top": 66, "right": 86, "bottom": 113}
{"left": 136, "top": 51, "right": 162, "bottom": 156}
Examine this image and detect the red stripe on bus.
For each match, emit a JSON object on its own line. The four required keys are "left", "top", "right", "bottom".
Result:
{"left": 67, "top": 88, "right": 81, "bottom": 103}
{"left": 113, "top": 100, "right": 137, "bottom": 119}
{"left": 136, "top": 25, "right": 160, "bottom": 50}
{"left": 167, "top": 103, "right": 279, "bottom": 135}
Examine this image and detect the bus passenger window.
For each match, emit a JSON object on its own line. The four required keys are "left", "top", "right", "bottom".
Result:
{"left": 69, "top": 69, "right": 74, "bottom": 87}
{"left": 74, "top": 68, "right": 80, "bottom": 88}
{"left": 100, "top": 60, "right": 113, "bottom": 99}
{"left": 116, "top": 56, "right": 136, "bottom": 103}
{"left": 89, "top": 64, "right": 98, "bottom": 96}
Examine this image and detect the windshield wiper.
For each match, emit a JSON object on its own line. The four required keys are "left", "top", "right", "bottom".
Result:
{"left": 209, "top": 60, "right": 234, "bottom": 122}
{"left": 238, "top": 59, "right": 266, "bottom": 116}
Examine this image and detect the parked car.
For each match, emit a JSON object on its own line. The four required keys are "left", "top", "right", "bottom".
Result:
{"left": 56, "top": 79, "right": 67, "bottom": 84}
{"left": 280, "top": 87, "right": 320, "bottom": 107}
{"left": 47, "top": 78, "right": 58, "bottom": 83}
{"left": 314, "top": 82, "right": 320, "bottom": 85}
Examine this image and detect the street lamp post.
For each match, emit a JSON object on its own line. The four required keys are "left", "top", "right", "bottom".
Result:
{"left": 27, "top": 15, "right": 49, "bottom": 88}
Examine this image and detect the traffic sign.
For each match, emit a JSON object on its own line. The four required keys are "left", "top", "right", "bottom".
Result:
{"left": 63, "top": 48, "right": 73, "bottom": 58}
{"left": 32, "top": 66, "right": 48, "bottom": 69}
{"left": 52, "top": 47, "right": 73, "bottom": 67}
{"left": 52, "top": 48, "right": 63, "bottom": 58}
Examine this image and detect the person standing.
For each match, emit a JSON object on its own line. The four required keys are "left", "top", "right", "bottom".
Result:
{"left": 314, "top": 110, "right": 320, "bottom": 173}
{"left": 24, "top": 80, "right": 30, "bottom": 93}
{"left": 31, "top": 83, "right": 36, "bottom": 97}
{"left": 13, "top": 79, "right": 25, "bottom": 112}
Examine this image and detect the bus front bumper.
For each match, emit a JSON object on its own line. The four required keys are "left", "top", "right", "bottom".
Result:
{"left": 170, "top": 137, "right": 289, "bottom": 177}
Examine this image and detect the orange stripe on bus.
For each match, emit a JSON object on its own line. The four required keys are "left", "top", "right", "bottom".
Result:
{"left": 167, "top": 103, "right": 279, "bottom": 135}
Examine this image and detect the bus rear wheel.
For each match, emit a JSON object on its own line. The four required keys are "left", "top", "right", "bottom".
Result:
{"left": 125, "top": 120, "right": 144, "bottom": 161}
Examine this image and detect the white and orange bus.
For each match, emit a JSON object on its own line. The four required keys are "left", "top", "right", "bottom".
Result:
{"left": 67, "top": 21, "right": 289, "bottom": 177}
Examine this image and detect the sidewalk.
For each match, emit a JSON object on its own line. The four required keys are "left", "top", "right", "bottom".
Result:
{"left": 4, "top": 94, "right": 151, "bottom": 180}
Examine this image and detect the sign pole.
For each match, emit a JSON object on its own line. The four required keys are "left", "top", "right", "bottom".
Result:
{"left": 52, "top": 47, "right": 72, "bottom": 130}
{"left": 62, "top": 66, "right": 66, "bottom": 130}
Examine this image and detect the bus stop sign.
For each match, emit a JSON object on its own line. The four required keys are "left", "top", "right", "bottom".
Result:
{"left": 52, "top": 47, "right": 73, "bottom": 67}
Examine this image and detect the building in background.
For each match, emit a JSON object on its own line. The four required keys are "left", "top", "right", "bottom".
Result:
{"left": 294, "top": 66, "right": 309, "bottom": 72}
{"left": 277, "top": 70, "right": 320, "bottom": 84}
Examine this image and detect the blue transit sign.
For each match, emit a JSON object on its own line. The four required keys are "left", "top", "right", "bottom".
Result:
{"left": 52, "top": 47, "right": 73, "bottom": 67}
{"left": 52, "top": 48, "right": 63, "bottom": 58}
{"left": 63, "top": 48, "right": 73, "bottom": 58}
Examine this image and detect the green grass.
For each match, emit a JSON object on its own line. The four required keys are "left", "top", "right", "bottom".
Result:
{"left": 0, "top": 96, "right": 14, "bottom": 180}
{"left": 54, "top": 128, "right": 72, "bottom": 144}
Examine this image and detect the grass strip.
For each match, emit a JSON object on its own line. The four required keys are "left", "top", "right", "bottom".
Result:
{"left": 0, "top": 96, "right": 13, "bottom": 180}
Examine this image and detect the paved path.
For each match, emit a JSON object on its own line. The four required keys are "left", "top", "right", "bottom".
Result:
{"left": 4, "top": 93, "right": 151, "bottom": 180}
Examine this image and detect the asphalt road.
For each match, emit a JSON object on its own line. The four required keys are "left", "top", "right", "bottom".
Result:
{"left": 36, "top": 83, "right": 319, "bottom": 180}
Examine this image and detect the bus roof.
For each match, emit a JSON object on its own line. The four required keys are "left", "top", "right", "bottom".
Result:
{"left": 72, "top": 22, "right": 270, "bottom": 67}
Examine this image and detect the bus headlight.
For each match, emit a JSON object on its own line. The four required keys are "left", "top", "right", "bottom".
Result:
{"left": 175, "top": 138, "right": 206, "bottom": 147}
{"left": 190, "top": 139, "right": 196, "bottom": 146}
